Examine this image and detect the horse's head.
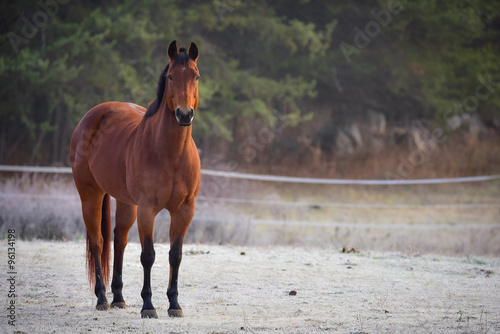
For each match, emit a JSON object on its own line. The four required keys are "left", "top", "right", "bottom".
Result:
{"left": 166, "top": 40, "right": 200, "bottom": 127}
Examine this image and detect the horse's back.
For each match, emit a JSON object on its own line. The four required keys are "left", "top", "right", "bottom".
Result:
{"left": 74, "top": 101, "right": 144, "bottom": 133}
{"left": 72, "top": 102, "right": 143, "bottom": 159}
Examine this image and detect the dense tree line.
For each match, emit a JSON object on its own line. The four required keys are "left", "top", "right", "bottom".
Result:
{"left": 1, "top": 0, "right": 499, "bottom": 166}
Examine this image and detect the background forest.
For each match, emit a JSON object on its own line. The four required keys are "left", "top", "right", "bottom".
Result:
{"left": 1, "top": 0, "right": 499, "bottom": 178}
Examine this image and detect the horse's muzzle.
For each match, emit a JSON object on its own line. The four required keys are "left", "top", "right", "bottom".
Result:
{"left": 175, "top": 107, "right": 194, "bottom": 126}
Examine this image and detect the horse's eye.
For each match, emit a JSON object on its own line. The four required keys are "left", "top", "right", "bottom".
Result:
{"left": 195, "top": 76, "right": 200, "bottom": 81}
{"left": 168, "top": 75, "right": 173, "bottom": 80}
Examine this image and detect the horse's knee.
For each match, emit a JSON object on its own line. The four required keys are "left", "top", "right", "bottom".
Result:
{"left": 140, "top": 239, "right": 155, "bottom": 268}
{"left": 169, "top": 241, "right": 182, "bottom": 268}
{"left": 140, "top": 250, "right": 155, "bottom": 268}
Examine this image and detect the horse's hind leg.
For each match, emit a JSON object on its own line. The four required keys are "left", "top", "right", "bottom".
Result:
{"left": 111, "top": 200, "right": 137, "bottom": 309}
{"left": 81, "top": 195, "right": 110, "bottom": 310}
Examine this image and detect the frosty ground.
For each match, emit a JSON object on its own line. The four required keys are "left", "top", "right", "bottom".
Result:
{"left": 2, "top": 240, "right": 499, "bottom": 333}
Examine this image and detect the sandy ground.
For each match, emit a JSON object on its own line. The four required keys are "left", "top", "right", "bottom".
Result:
{"left": 1, "top": 241, "right": 499, "bottom": 334}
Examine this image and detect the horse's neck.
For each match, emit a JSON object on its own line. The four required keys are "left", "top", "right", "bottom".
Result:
{"left": 140, "top": 105, "right": 192, "bottom": 160}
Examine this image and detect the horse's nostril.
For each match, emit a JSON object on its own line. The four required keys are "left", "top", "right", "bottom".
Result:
{"left": 175, "top": 108, "right": 184, "bottom": 121}
{"left": 175, "top": 107, "right": 194, "bottom": 126}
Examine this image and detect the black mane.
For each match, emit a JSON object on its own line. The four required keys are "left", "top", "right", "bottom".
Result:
{"left": 144, "top": 49, "right": 191, "bottom": 117}
{"left": 144, "top": 63, "right": 169, "bottom": 117}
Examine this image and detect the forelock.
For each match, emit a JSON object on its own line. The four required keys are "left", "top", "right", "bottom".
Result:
{"left": 172, "top": 50, "right": 190, "bottom": 67}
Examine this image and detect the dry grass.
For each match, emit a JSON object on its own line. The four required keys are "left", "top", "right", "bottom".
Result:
{"left": 0, "top": 174, "right": 84, "bottom": 240}
{"left": 248, "top": 132, "right": 500, "bottom": 180}
{"left": 1, "top": 173, "right": 499, "bottom": 256}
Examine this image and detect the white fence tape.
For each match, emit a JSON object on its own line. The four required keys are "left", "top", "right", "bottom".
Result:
{"left": 249, "top": 219, "right": 500, "bottom": 230}
{"left": 0, "top": 193, "right": 79, "bottom": 201}
{"left": 1, "top": 165, "right": 500, "bottom": 185}
{"left": 0, "top": 165, "right": 72, "bottom": 174}
{"left": 200, "top": 169, "right": 500, "bottom": 185}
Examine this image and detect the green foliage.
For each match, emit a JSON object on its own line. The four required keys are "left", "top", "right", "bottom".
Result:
{"left": 378, "top": 0, "right": 500, "bottom": 120}
{"left": 0, "top": 0, "right": 498, "bottom": 165}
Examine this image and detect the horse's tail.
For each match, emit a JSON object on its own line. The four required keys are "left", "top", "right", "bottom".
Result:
{"left": 86, "top": 193, "right": 112, "bottom": 286}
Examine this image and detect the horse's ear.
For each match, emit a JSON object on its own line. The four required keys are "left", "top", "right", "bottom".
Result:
{"left": 189, "top": 42, "right": 199, "bottom": 62}
{"left": 168, "top": 40, "right": 178, "bottom": 61}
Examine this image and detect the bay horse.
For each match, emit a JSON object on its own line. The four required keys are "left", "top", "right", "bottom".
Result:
{"left": 70, "top": 41, "right": 200, "bottom": 318}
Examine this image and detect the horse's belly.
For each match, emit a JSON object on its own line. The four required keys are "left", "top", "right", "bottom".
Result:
{"left": 88, "top": 145, "right": 134, "bottom": 204}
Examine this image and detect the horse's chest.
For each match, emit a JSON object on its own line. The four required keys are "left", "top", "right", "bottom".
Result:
{"left": 137, "top": 165, "right": 198, "bottom": 209}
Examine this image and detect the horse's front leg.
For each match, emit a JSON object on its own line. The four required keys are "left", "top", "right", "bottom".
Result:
{"left": 137, "top": 205, "right": 159, "bottom": 318}
{"left": 167, "top": 200, "right": 195, "bottom": 317}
